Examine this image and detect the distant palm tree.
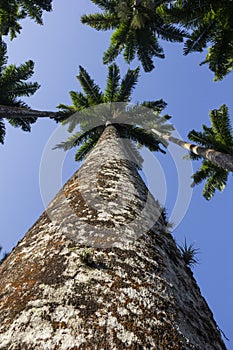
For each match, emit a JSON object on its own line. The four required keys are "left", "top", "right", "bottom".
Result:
{"left": 81, "top": 0, "right": 187, "bottom": 72}
{"left": 188, "top": 104, "right": 233, "bottom": 199}
{"left": 158, "top": 0, "right": 233, "bottom": 80}
{"left": 152, "top": 104, "right": 233, "bottom": 199}
{"left": 0, "top": 0, "right": 53, "bottom": 39}
{"left": 55, "top": 63, "right": 172, "bottom": 161}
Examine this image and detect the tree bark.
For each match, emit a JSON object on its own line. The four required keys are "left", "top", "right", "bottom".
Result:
{"left": 152, "top": 128, "right": 233, "bottom": 172}
{"left": 0, "top": 104, "right": 57, "bottom": 118}
{"left": 0, "top": 126, "right": 227, "bottom": 349}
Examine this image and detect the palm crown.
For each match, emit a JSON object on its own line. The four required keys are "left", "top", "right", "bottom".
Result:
{"left": 0, "top": 40, "right": 40, "bottom": 144}
{"left": 188, "top": 105, "right": 233, "bottom": 199}
{"left": 0, "top": 0, "right": 52, "bottom": 40}
{"left": 159, "top": 0, "right": 233, "bottom": 80}
{"left": 55, "top": 63, "right": 173, "bottom": 164}
{"left": 81, "top": 0, "right": 187, "bottom": 72}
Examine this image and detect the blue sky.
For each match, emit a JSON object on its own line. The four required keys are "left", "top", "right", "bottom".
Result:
{"left": 0, "top": 1, "right": 233, "bottom": 347}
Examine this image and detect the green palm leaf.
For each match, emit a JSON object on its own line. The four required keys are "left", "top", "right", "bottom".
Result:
{"left": 78, "top": 66, "right": 103, "bottom": 105}
{"left": 104, "top": 63, "right": 120, "bottom": 102}
{"left": 0, "top": 118, "right": 6, "bottom": 144}
{"left": 159, "top": 0, "right": 233, "bottom": 79}
{"left": 82, "top": 0, "right": 187, "bottom": 72}
{"left": 189, "top": 104, "right": 233, "bottom": 199}
{"left": 0, "top": 40, "right": 39, "bottom": 143}
{"left": 0, "top": 0, "right": 52, "bottom": 39}
{"left": 116, "top": 66, "right": 140, "bottom": 102}
{"left": 103, "top": 23, "right": 129, "bottom": 64}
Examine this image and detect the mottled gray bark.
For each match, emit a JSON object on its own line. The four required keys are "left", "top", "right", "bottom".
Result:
{"left": 0, "top": 104, "right": 56, "bottom": 118}
{"left": 0, "top": 126, "right": 226, "bottom": 349}
{"left": 152, "top": 129, "right": 233, "bottom": 172}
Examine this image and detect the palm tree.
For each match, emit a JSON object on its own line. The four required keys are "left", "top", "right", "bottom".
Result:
{"left": 0, "top": 40, "right": 56, "bottom": 144}
{"left": 0, "top": 127, "right": 227, "bottom": 349}
{"left": 158, "top": 0, "right": 233, "bottom": 80}
{"left": 55, "top": 63, "right": 171, "bottom": 160}
{"left": 81, "top": 0, "right": 187, "bottom": 72}
{"left": 0, "top": 0, "right": 53, "bottom": 40}
{"left": 152, "top": 104, "right": 233, "bottom": 199}
{"left": 189, "top": 104, "right": 233, "bottom": 199}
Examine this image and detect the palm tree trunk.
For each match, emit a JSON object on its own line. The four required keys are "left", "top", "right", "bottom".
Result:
{"left": 152, "top": 128, "right": 233, "bottom": 172}
{"left": 0, "top": 104, "right": 56, "bottom": 118}
{"left": 0, "top": 125, "right": 227, "bottom": 349}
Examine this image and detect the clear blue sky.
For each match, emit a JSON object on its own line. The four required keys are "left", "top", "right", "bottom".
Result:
{"left": 0, "top": 1, "right": 233, "bottom": 347}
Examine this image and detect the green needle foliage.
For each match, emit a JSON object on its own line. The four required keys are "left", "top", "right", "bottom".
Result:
{"left": 178, "top": 238, "right": 199, "bottom": 267}
{"left": 159, "top": 0, "right": 233, "bottom": 80}
{"left": 188, "top": 105, "right": 233, "bottom": 200}
{"left": 81, "top": 0, "right": 187, "bottom": 72}
{"left": 0, "top": 0, "right": 52, "bottom": 40}
{"left": 0, "top": 40, "right": 40, "bottom": 144}
{"left": 55, "top": 63, "right": 173, "bottom": 163}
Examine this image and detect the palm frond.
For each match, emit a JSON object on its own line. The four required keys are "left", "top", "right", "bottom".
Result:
{"left": 116, "top": 66, "right": 140, "bottom": 102}
{"left": 141, "top": 100, "right": 167, "bottom": 113}
{"left": 75, "top": 133, "right": 101, "bottom": 161}
{"left": 120, "top": 125, "right": 167, "bottom": 153}
{"left": 103, "top": 23, "right": 129, "bottom": 64}
{"left": 192, "top": 160, "right": 229, "bottom": 200}
{"left": 88, "top": 0, "right": 118, "bottom": 12}
{"left": 155, "top": 23, "right": 187, "bottom": 43}
{"left": 123, "top": 31, "right": 137, "bottom": 63}
{"left": 210, "top": 105, "right": 233, "bottom": 147}
{"left": 0, "top": 118, "right": 6, "bottom": 144}
{"left": 136, "top": 30, "right": 164, "bottom": 72}
{"left": 78, "top": 66, "right": 103, "bottom": 104}
{"left": 7, "top": 117, "right": 37, "bottom": 132}
{"left": 69, "top": 91, "right": 89, "bottom": 110}
{"left": 0, "top": 40, "right": 8, "bottom": 71}
{"left": 104, "top": 64, "right": 120, "bottom": 102}
{"left": 81, "top": 12, "right": 118, "bottom": 31}
{"left": 183, "top": 21, "right": 214, "bottom": 55}
{"left": 54, "top": 126, "right": 104, "bottom": 151}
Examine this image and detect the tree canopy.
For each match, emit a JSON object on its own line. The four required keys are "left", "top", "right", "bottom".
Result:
{"left": 159, "top": 0, "right": 233, "bottom": 80}
{"left": 0, "top": 0, "right": 53, "bottom": 40}
{"left": 81, "top": 0, "right": 187, "bottom": 72}
{"left": 55, "top": 63, "right": 173, "bottom": 163}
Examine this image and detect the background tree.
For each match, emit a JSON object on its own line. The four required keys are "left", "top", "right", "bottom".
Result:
{"left": 0, "top": 0, "right": 53, "bottom": 40}
{"left": 158, "top": 0, "right": 233, "bottom": 80}
{"left": 188, "top": 104, "right": 233, "bottom": 199}
{"left": 81, "top": 0, "right": 187, "bottom": 72}
{"left": 152, "top": 104, "right": 233, "bottom": 199}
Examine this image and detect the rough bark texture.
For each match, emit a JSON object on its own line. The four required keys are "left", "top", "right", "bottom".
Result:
{"left": 0, "top": 126, "right": 226, "bottom": 349}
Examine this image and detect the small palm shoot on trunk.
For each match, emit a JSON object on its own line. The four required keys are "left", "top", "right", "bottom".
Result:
{"left": 55, "top": 63, "right": 173, "bottom": 165}
{"left": 178, "top": 238, "right": 199, "bottom": 268}
{"left": 0, "top": 40, "right": 40, "bottom": 144}
{"left": 81, "top": 0, "right": 187, "bottom": 72}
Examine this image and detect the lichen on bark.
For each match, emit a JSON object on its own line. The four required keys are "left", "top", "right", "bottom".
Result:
{"left": 0, "top": 126, "right": 227, "bottom": 349}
